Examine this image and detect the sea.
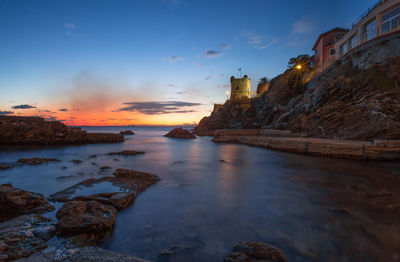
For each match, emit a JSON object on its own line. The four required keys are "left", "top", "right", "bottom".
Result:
{"left": 0, "top": 126, "right": 399, "bottom": 262}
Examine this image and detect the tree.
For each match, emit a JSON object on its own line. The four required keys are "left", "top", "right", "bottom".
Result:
{"left": 287, "top": 54, "right": 314, "bottom": 70}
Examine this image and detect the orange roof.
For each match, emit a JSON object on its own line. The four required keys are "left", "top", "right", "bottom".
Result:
{"left": 312, "top": 27, "right": 349, "bottom": 50}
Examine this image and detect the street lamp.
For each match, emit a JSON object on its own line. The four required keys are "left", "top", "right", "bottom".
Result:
{"left": 226, "top": 91, "right": 230, "bottom": 100}
{"left": 296, "top": 64, "right": 302, "bottom": 70}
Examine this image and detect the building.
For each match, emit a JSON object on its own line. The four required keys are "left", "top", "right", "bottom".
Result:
{"left": 313, "top": 0, "right": 400, "bottom": 72}
{"left": 312, "top": 28, "right": 348, "bottom": 72}
{"left": 230, "top": 75, "right": 251, "bottom": 100}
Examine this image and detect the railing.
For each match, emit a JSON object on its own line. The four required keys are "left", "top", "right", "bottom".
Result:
{"left": 350, "top": 0, "right": 388, "bottom": 28}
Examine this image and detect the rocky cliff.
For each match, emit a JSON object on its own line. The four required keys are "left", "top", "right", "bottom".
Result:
{"left": 195, "top": 32, "right": 400, "bottom": 140}
{"left": 0, "top": 116, "right": 124, "bottom": 145}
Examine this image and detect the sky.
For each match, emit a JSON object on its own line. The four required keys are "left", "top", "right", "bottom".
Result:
{"left": 0, "top": 0, "right": 377, "bottom": 126}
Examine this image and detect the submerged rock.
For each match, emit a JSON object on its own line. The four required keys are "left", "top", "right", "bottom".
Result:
{"left": 120, "top": 130, "right": 135, "bottom": 136}
{"left": 56, "top": 200, "right": 117, "bottom": 237}
{"left": 17, "top": 157, "right": 60, "bottom": 165}
{"left": 224, "top": 241, "right": 288, "bottom": 262}
{"left": 108, "top": 150, "right": 145, "bottom": 156}
{"left": 72, "top": 159, "right": 82, "bottom": 164}
{"left": 0, "top": 163, "right": 15, "bottom": 170}
{"left": 164, "top": 128, "right": 196, "bottom": 139}
{"left": 73, "top": 192, "right": 136, "bottom": 210}
{"left": 59, "top": 246, "right": 150, "bottom": 262}
{"left": 0, "top": 184, "right": 55, "bottom": 222}
{"left": 0, "top": 215, "right": 55, "bottom": 261}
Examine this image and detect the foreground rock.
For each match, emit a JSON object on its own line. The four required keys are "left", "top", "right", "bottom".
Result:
{"left": 224, "top": 241, "right": 288, "bottom": 262}
{"left": 50, "top": 169, "right": 160, "bottom": 203}
{"left": 164, "top": 128, "right": 196, "bottom": 138}
{"left": 0, "top": 163, "right": 15, "bottom": 170}
{"left": 56, "top": 200, "right": 117, "bottom": 238}
{"left": 0, "top": 214, "right": 56, "bottom": 261}
{"left": 59, "top": 246, "right": 150, "bottom": 262}
{"left": 0, "top": 184, "right": 55, "bottom": 222}
{"left": 120, "top": 130, "right": 135, "bottom": 136}
{"left": 0, "top": 116, "right": 124, "bottom": 145}
{"left": 17, "top": 157, "right": 60, "bottom": 165}
{"left": 108, "top": 150, "right": 145, "bottom": 156}
{"left": 73, "top": 192, "right": 136, "bottom": 210}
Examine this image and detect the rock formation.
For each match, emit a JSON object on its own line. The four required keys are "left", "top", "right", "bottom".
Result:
{"left": 165, "top": 127, "right": 197, "bottom": 138}
{"left": 17, "top": 157, "right": 60, "bottom": 165}
{"left": 120, "top": 130, "right": 135, "bottom": 136}
{"left": 108, "top": 150, "right": 145, "bottom": 156}
{"left": 59, "top": 246, "right": 150, "bottom": 262}
{"left": 224, "top": 241, "right": 288, "bottom": 262}
{"left": 0, "top": 116, "right": 124, "bottom": 145}
{"left": 0, "top": 184, "right": 55, "bottom": 222}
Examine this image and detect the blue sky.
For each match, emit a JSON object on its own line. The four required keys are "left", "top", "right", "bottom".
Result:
{"left": 0, "top": 0, "right": 377, "bottom": 125}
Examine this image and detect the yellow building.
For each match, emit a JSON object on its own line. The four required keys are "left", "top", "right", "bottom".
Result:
{"left": 230, "top": 75, "right": 251, "bottom": 100}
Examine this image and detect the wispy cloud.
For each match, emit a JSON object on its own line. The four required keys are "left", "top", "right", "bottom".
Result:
{"left": 64, "top": 23, "right": 76, "bottom": 29}
{"left": 12, "top": 104, "right": 36, "bottom": 109}
{"left": 58, "top": 108, "right": 68, "bottom": 112}
{"left": 286, "top": 16, "right": 318, "bottom": 47}
{"left": 0, "top": 111, "right": 14, "bottom": 115}
{"left": 169, "top": 56, "right": 185, "bottom": 63}
{"left": 117, "top": 101, "right": 201, "bottom": 115}
{"left": 204, "top": 50, "right": 221, "bottom": 58}
{"left": 292, "top": 17, "right": 316, "bottom": 34}
{"left": 204, "top": 76, "right": 211, "bottom": 80}
{"left": 219, "top": 43, "right": 232, "bottom": 50}
{"left": 243, "top": 32, "right": 279, "bottom": 50}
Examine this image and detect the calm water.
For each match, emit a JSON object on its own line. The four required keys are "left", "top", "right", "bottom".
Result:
{"left": 0, "top": 126, "right": 399, "bottom": 262}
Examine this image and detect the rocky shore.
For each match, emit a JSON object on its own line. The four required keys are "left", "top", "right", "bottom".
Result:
{"left": 213, "top": 129, "right": 400, "bottom": 161}
{"left": 0, "top": 116, "right": 124, "bottom": 145}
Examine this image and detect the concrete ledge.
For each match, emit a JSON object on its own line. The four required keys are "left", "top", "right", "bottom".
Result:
{"left": 212, "top": 130, "right": 400, "bottom": 161}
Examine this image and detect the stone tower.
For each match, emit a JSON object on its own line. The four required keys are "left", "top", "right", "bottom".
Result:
{"left": 230, "top": 75, "right": 251, "bottom": 100}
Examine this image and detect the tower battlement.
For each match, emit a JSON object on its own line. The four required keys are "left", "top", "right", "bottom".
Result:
{"left": 230, "top": 75, "right": 251, "bottom": 100}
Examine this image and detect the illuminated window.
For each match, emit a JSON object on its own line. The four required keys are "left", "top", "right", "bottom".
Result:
{"left": 340, "top": 43, "right": 348, "bottom": 55}
{"left": 381, "top": 6, "right": 400, "bottom": 33}
{"left": 365, "top": 19, "right": 377, "bottom": 41}
{"left": 330, "top": 48, "right": 335, "bottom": 56}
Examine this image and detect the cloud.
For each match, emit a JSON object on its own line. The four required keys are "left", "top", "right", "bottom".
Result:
{"left": 204, "top": 50, "right": 221, "bottom": 58}
{"left": 64, "top": 23, "right": 76, "bottom": 29}
{"left": 219, "top": 43, "right": 232, "bottom": 50}
{"left": 169, "top": 56, "right": 185, "bottom": 63}
{"left": 167, "top": 84, "right": 176, "bottom": 87}
{"left": 0, "top": 111, "right": 14, "bottom": 116}
{"left": 243, "top": 32, "right": 279, "bottom": 50}
{"left": 292, "top": 17, "right": 315, "bottom": 34}
{"left": 12, "top": 104, "right": 36, "bottom": 109}
{"left": 58, "top": 108, "right": 68, "bottom": 112}
{"left": 117, "top": 101, "right": 201, "bottom": 115}
{"left": 204, "top": 76, "right": 211, "bottom": 80}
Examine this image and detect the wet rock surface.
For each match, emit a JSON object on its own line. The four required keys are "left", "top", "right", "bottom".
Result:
{"left": 0, "top": 215, "right": 56, "bottom": 261}
{"left": 224, "top": 241, "right": 288, "bottom": 262}
{"left": 17, "top": 158, "right": 60, "bottom": 165}
{"left": 120, "top": 130, "right": 135, "bottom": 136}
{"left": 59, "top": 246, "right": 150, "bottom": 262}
{"left": 0, "top": 184, "right": 55, "bottom": 222}
{"left": 0, "top": 116, "right": 124, "bottom": 145}
{"left": 56, "top": 200, "right": 117, "bottom": 237}
{"left": 164, "top": 128, "right": 196, "bottom": 138}
{"left": 72, "top": 192, "right": 136, "bottom": 210}
{"left": 108, "top": 150, "right": 145, "bottom": 156}
{"left": 0, "top": 163, "right": 15, "bottom": 170}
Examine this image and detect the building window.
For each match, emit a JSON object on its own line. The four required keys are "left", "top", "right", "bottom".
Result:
{"left": 349, "top": 34, "right": 358, "bottom": 49}
{"left": 365, "top": 19, "right": 377, "bottom": 41}
{"left": 237, "top": 86, "right": 239, "bottom": 90}
{"left": 340, "top": 43, "right": 348, "bottom": 55}
{"left": 330, "top": 48, "right": 335, "bottom": 56}
{"left": 381, "top": 5, "right": 400, "bottom": 34}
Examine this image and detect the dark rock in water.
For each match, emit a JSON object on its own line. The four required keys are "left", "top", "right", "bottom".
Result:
{"left": 62, "top": 166, "right": 68, "bottom": 170}
{"left": 32, "top": 225, "right": 56, "bottom": 241}
{"left": 56, "top": 200, "right": 117, "bottom": 237}
{"left": 72, "top": 159, "right": 82, "bottom": 164}
{"left": 49, "top": 170, "right": 160, "bottom": 203}
{"left": 0, "top": 163, "right": 15, "bottom": 170}
{"left": 89, "top": 154, "right": 97, "bottom": 158}
{"left": 108, "top": 150, "right": 145, "bottom": 156}
{"left": 164, "top": 128, "right": 196, "bottom": 139}
{"left": 73, "top": 192, "right": 136, "bottom": 210}
{"left": 0, "top": 116, "right": 124, "bottom": 145}
{"left": 100, "top": 166, "right": 111, "bottom": 171}
{"left": 224, "top": 241, "right": 288, "bottom": 262}
{"left": 17, "top": 157, "right": 60, "bottom": 165}
{"left": 120, "top": 130, "right": 135, "bottom": 136}
{"left": 0, "top": 215, "right": 55, "bottom": 261}
{"left": 0, "top": 184, "right": 55, "bottom": 222}
{"left": 59, "top": 246, "right": 150, "bottom": 262}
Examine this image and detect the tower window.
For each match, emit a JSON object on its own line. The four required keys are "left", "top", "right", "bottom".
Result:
{"left": 237, "top": 86, "right": 239, "bottom": 90}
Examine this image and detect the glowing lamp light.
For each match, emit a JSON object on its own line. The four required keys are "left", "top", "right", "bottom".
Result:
{"left": 296, "top": 65, "right": 302, "bottom": 70}
{"left": 226, "top": 91, "right": 230, "bottom": 95}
